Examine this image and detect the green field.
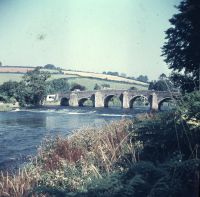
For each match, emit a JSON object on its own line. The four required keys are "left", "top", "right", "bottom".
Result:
{"left": 0, "top": 73, "right": 147, "bottom": 90}
{"left": 0, "top": 73, "right": 78, "bottom": 83}
{"left": 0, "top": 73, "right": 23, "bottom": 83}
{"left": 67, "top": 77, "right": 147, "bottom": 90}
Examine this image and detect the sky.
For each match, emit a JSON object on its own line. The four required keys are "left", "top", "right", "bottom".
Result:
{"left": 0, "top": 0, "right": 181, "bottom": 80}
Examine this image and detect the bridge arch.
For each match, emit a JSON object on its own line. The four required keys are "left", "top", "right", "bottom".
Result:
{"left": 158, "top": 97, "right": 173, "bottom": 110}
{"left": 104, "top": 94, "right": 123, "bottom": 108}
{"left": 129, "top": 95, "right": 149, "bottom": 109}
{"left": 78, "top": 98, "right": 94, "bottom": 107}
{"left": 60, "top": 97, "right": 69, "bottom": 106}
{"left": 78, "top": 94, "right": 95, "bottom": 107}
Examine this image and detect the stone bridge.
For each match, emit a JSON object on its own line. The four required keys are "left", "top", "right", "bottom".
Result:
{"left": 58, "top": 90, "right": 179, "bottom": 110}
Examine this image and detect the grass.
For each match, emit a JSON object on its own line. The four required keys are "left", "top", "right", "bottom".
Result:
{"left": 0, "top": 73, "right": 78, "bottom": 84}
{"left": 0, "top": 103, "right": 19, "bottom": 112}
{"left": 67, "top": 77, "right": 147, "bottom": 90}
{"left": 49, "top": 74, "right": 78, "bottom": 80}
{"left": 0, "top": 103, "right": 14, "bottom": 112}
{"left": 0, "top": 73, "right": 147, "bottom": 90}
{"left": 0, "top": 73, "right": 23, "bottom": 84}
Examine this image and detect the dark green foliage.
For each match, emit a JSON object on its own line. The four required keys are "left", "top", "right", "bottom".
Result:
{"left": 31, "top": 186, "right": 68, "bottom": 197}
{"left": 129, "top": 86, "right": 137, "bottom": 90}
{"left": 86, "top": 173, "right": 123, "bottom": 197}
{"left": 22, "top": 67, "right": 51, "bottom": 105}
{"left": 170, "top": 72, "right": 196, "bottom": 93}
{"left": 104, "top": 71, "right": 119, "bottom": 76}
{"left": 0, "top": 81, "right": 19, "bottom": 98}
{"left": 47, "top": 78, "right": 70, "bottom": 94}
{"left": 177, "top": 91, "right": 200, "bottom": 120}
{"left": 148, "top": 80, "right": 172, "bottom": 91}
{"left": 159, "top": 73, "right": 167, "bottom": 80}
{"left": 101, "top": 84, "right": 110, "bottom": 88}
{"left": 94, "top": 83, "right": 101, "bottom": 90}
{"left": 0, "top": 94, "right": 8, "bottom": 102}
{"left": 119, "top": 162, "right": 165, "bottom": 197}
{"left": 132, "top": 112, "right": 200, "bottom": 162}
{"left": 82, "top": 160, "right": 200, "bottom": 197}
{"left": 83, "top": 160, "right": 200, "bottom": 197}
{"left": 70, "top": 83, "right": 86, "bottom": 91}
{"left": 136, "top": 75, "right": 148, "bottom": 83}
{"left": 149, "top": 159, "right": 200, "bottom": 197}
{"left": 44, "top": 64, "right": 57, "bottom": 70}
{"left": 162, "top": 0, "right": 200, "bottom": 91}
{"left": 0, "top": 81, "right": 23, "bottom": 104}
{"left": 81, "top": 160, "right": 200, "bottom": 197}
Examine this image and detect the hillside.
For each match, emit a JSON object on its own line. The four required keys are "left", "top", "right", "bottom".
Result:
{"left": 63, "top": 70, "right": 148, "bottom": 86}
{"left": 0, "top": 66, "right": 148, "bottom": 90}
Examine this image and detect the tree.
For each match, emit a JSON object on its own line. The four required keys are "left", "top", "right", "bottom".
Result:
{"left": 136, "top": 75, "right": 149, "bottom": 83}
{"left": 170, "top": 72, "right": 195, "bottom": 92}
{"left": 159, "top": 73, "right": 167, "bottom": 80}
{"left": 47, "top": 78, "right": 70, "bottom": 94}
{"left": 94, "top": 83, "right": 101, "bottom": 90}
{"left": 0, "top": 62, "right": 2, "bottom": 66}
{"left": 107, "top": 71, "right": 119, "bottom": 76}
{"left": 162, "top": 0, "right": 200, "bottom": 92}
{"left": 148, "top": 81, "right": 156, "bottom": 90}
{"left": 44, "top": 64, "right": 56, "bottom": 70}
{"left": 0, "top": 81, "right": 19, "bottom": 98}
{"left": 148, "top": 80, "right": 173, "bottom": 91}
{"left": 129, "top": 86, "right": 137, "bottom": 90}
{"left": 153, "top": 80, "right": 168, "bottom": 91}
{"left": 22, "top": 67, "right": 51, "bottom": 105}
{"left": 101, "top": 83, "right": 110, "bottom": 89}
{"left": 120, "top": 73, "right": 127, "bottom": 78}
{"left": 70, "top": 83, "right": 86, "bottom": 91}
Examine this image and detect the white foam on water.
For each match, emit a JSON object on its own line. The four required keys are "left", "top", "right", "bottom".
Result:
{"left": 99, "top": 114, "right": 132, "bottom": 117}
{"left": 68, "top": 111, "right": 96, "bottom": 115}
{"left": 11, "top": 108, "right": 20, "bottom": 112}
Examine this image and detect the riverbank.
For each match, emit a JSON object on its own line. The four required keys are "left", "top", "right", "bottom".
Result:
{"left": 0, "top": 110, "right": 199, "bottom": 196}
{"left": 0, "top": 103, "right": 19, "bottom": 112}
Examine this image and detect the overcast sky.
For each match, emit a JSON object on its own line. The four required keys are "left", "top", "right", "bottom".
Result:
{"left": 0, "top": 0, "right": 181, "bottom": 80}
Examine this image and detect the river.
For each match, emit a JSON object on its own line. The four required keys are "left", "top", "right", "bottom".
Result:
{"left": 0, "top": 106, "right": 149, "bottom": 171}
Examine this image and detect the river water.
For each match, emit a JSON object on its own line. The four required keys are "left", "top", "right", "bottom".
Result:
{"left": 0, "top": 106, "right": 149, "bottom": 170}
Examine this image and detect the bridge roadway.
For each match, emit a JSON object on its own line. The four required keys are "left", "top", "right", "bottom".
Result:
{"left": 58, "top": 89, "right": 179, "bottom": 110}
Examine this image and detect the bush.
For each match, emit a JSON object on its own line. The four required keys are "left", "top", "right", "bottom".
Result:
{"left": 177, "top": 91, "right": 200, "bottom": 120}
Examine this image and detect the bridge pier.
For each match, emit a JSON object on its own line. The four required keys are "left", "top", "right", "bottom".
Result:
{"left": 149, "top": 93, "right": 158, "bottom": 111}
{"left": 69, "top": 93, "right": 79, "bottom": 107}
{"left": 122, "top": 91, "right": 130, "bottom": 108}
{"left": 95, "top": 91, "right": 104, "bottom": 107}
